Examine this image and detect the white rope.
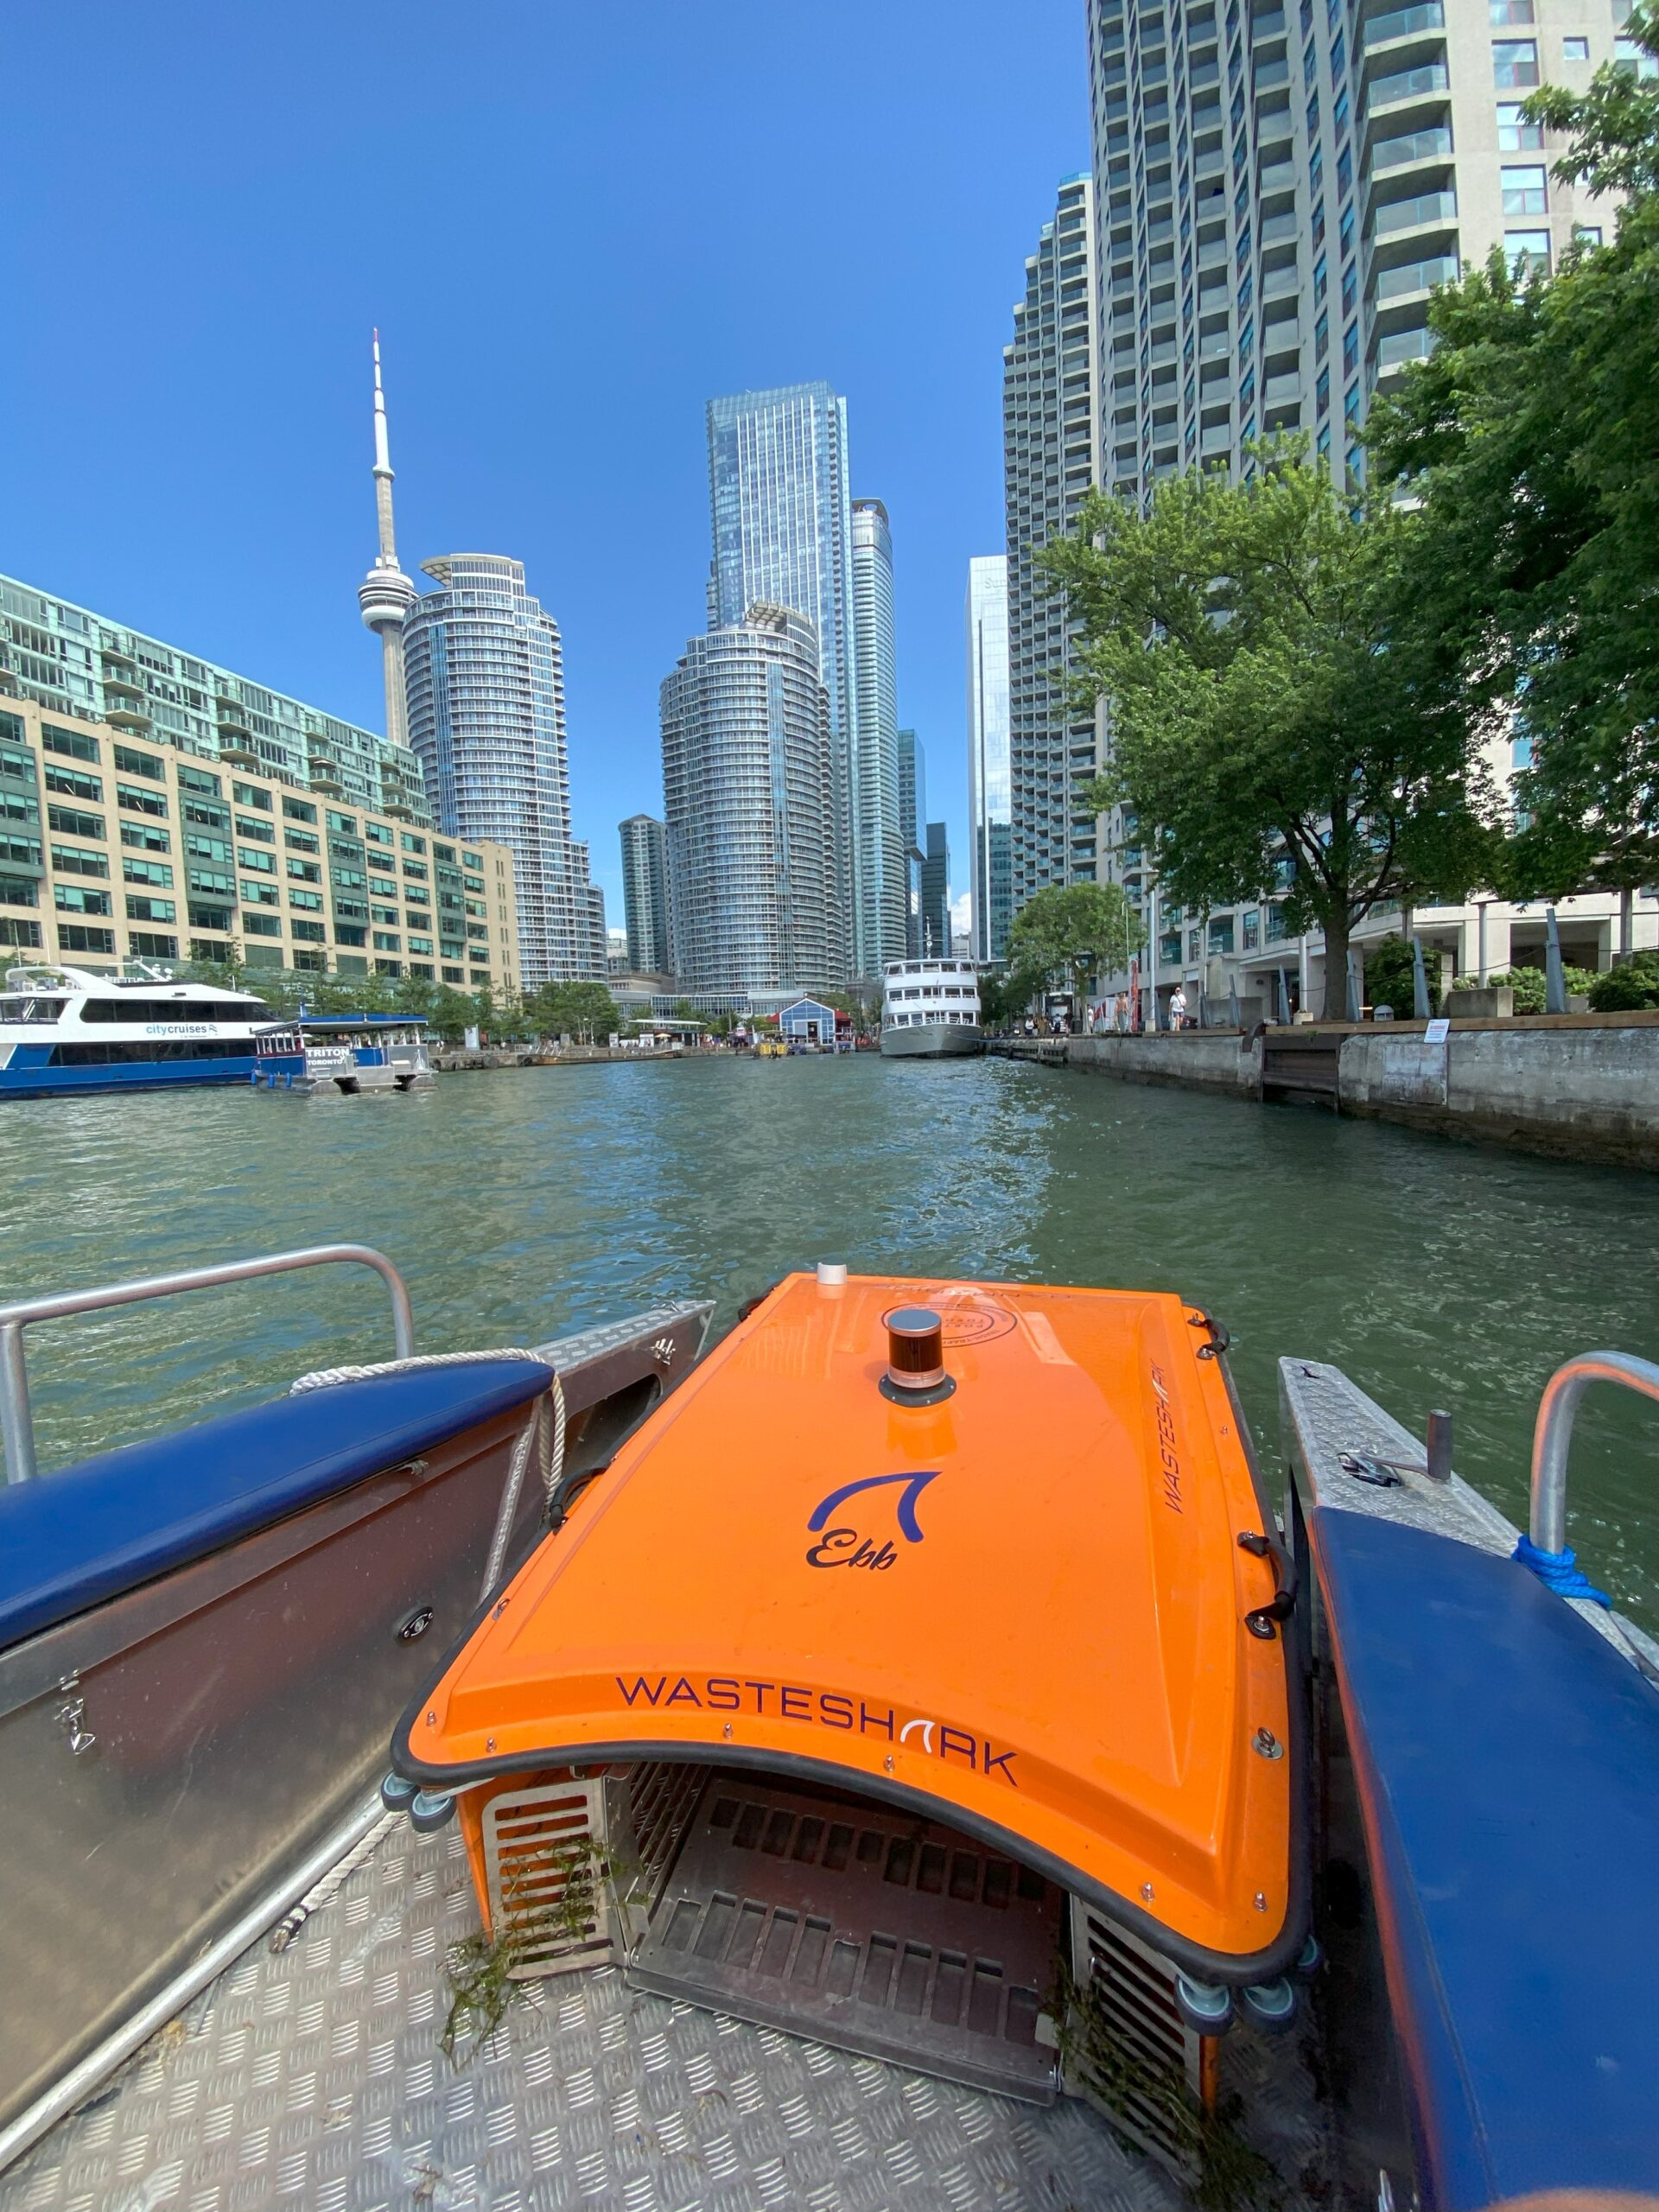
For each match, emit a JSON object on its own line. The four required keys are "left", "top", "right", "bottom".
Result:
{"left": 286, "top": 1346, "right": 568, "bottom": 1604}
{"left": 268, "top": 1809, "right": 400, "bottom": 1952}
{"left": 289, "top": 1347, "right": 548, "bottom": 1395}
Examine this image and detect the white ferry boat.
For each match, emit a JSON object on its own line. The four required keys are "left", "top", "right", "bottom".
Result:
{"left": 880, "top": 956, "right": 983, "bottom": 1058}
{"left": 0, "top": 962, "right": 301, "bottom": 1100}
{"left": 253, "top": 1014, "right": 435, "bottom": 1096}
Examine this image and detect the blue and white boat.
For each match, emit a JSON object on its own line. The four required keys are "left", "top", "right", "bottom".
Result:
{"left": 252, "top": 1014, "right": 435, "bottom": 1095}
{"left": 0, "top": 962, "right": 301, "bottom": 1100}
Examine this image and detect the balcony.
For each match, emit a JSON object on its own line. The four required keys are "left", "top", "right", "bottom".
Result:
{"left": 1264, "top": 372, "right": 1304, "bottom": 404}
{"left": 1374, "top": 187, "right": 1457, "bottom": 235}
{"left": 1371, "top": 124, "right": 1453, "bottom": 173}
{"left": 1376, "top": 324, "right": 1437, "bottom": 368}
{"left": 1364, "top": 0, "right": 1444, "bottom": 46}
{"left": 1254, "top": 54, "right": 1290, "bottom": 89}
{"left": 1368, "top": 59, "right": 1449, "bottom": 110}
{"left": 1374, "top": 251, "right": 1459, "bottom": 302}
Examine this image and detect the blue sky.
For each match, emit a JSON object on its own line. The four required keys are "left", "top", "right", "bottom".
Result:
{"left": 2, "top": 3, "right": 1085, "bottom": 921}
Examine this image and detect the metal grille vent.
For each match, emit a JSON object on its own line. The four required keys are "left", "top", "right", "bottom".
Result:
{"left": 613, "top": 1759, "right": 704, "bottom": 1948}
{"left": 1066, "top": 1900, "right": 1207, "bottom": 2177}
{"left": 481, "top": 1777, "right": 618, "bottom": 1981}
{"left": 628, "top": 1776, "right": 1062, "bottom": 2102}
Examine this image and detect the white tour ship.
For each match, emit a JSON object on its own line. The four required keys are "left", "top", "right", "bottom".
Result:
{"left": 0, "top": 962, "right": 300, "bottom": 1101}
{"left": 879, "top": 957, "right": 983, "bottom": 1058}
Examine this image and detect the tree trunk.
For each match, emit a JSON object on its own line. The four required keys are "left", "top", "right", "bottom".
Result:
{"left": 1321, "top": 905, "right": 1351, "bottom": 1020}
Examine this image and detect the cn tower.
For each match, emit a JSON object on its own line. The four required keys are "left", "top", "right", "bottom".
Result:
{"left": 357, "top": 331, "right": 419, "bottom": 750}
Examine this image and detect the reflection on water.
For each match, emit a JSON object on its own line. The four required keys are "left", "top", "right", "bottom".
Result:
{"left": 2, "top": 1055, "right": 1656, "bottom": 1622}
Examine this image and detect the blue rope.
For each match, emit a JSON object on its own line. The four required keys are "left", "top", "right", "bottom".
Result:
{"left": 1513, "top": 1535, "right": 1611, "bottom": 1609}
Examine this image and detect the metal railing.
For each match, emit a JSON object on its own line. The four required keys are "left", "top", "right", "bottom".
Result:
{"left": 0, "top": 1243, "right": 415, "bottom": 1484}
{"left": 1529, "top": 1351, "right": 1659, "bottom": 1554}
{"left": 1365, "top": 0, "right": 1444, "bottom": 47}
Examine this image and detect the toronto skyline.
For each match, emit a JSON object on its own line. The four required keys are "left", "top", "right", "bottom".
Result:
{"left": 0, "top": 1, "right": 1084, "bottom": 925}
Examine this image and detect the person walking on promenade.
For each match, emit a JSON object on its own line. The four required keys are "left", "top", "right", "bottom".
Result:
{"left": 1169, "top": 984, "right": 1189, "bottom": 1031}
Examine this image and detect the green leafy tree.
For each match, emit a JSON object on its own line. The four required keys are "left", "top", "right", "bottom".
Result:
{"left": 527, "top": 980, "right": 620, "bottom": 1043}
{"left": 1038, "top": 445, "right": 1497, "bottom": 1016}
{"left": 1361, "top": 933, "right": 1438, "bottom": 1020}
{"left": 977, "top": 963, "right": 1046, "bottom": 1029}
{"left": 1366, "top": 7, "right": 1659, "bottom": 905}
{"left": 1005, "top": 882, "right": 1143, "bottom": 1007}
{"left": 430, "top": 984, "right": 477, "bottom": 1044}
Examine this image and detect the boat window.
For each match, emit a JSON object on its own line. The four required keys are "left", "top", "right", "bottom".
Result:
{"left": 48, "top": 1038, "right": 254, "bottom": 1065}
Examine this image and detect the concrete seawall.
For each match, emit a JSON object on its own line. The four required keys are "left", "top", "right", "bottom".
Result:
{"left": 996, "top": 1014, "right": 1659, "bottom": 1169}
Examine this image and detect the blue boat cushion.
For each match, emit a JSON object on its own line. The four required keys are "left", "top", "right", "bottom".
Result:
{"left": 0, "top": 1360, "right": 555, "bottom": 1651}
{"left": 1310, "top": 1505, "right": 1659, "bottom": 2208}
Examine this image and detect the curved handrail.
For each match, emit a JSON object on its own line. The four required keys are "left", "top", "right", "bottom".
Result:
{"left": 0, "top": 1243, "right": 415, "bottom": 1484}
{"left": 1529, "top": 1349, "right": 1659, "bottom": 1554}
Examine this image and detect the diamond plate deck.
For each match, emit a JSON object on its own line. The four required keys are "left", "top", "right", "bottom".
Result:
{"left": 0, "top": 1816, "right": 1328, "bottom": 2212}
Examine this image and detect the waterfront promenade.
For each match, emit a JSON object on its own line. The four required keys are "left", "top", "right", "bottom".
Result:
{"left": 991, "top": 1011, "right": 1659, "bottom": 1170}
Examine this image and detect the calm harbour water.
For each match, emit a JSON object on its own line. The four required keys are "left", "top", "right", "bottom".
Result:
{"left": 3, "top": 1053, "right": 1656, "bottom": 1624}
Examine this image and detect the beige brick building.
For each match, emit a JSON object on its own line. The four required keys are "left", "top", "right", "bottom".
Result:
{"left": 0, "top": 698, "right": 518, "bottom": 994}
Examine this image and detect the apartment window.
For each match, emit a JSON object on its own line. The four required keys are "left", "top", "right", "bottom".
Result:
{"left": 1345, "top": 382, "right": 1360, "bottom": 423}
{"left": 290, "top": 918, "right": 327, "bottom": 942}
{"left": 1562, "top": 34, "right": 1589, "bottom": 59}
{"left": 122, "top": 857, "right": 174, "bottom": 888}
{"left": 1334, "top": 85, "right": 1349, "bottom": 136}
{"left": 1497, "top": 101, "right": 1543, "bottom": 149}
{"left": 232, "top": 780, "right": 271, "bottom": 810}
{"left": 1490, "top": 0, "right": 1534, "bottom": 20}
{"left": 282, "top": 796, "right": 317, "bottom": 823}
{"left": 1507, "top": 227, "right": 1551, "bottom": 273}
{"left": 1574, "top": 222, "right": 1604, "bottom": 246}
{"left": 1317, "top": 422, "right": 1332, "bottom": 462}
{"left": 1315, "top": 306, "right": 1330, "bottom": 357}
{"left": 289, "top": 887, "right": 323, "bottom": 912}
{"left": 243, "top": 912, "right": 283, "bottom": 938}
{"left": 1343, "top": 321, "right": 1358, "bottom": 375}
{"left": 50, "top": 844, "right": 108, "bottom": 879}
{"left": 113, "top": 744, "right": 165, "bottom": 781}
{"left": 1502, "top": 163, "right": 1548, "bottom": 213}
{"left": 120, "top": 821, "right": 170, "bottom": 854}
{"left": 1338, "top": 201, "right": 1356, "bottom": 256}
{"left": 1341, "top": 258, "right": 1357, "bottom": 316}
{"left": 48, "top": 767, "right": 103, "bottom": 804}
{"left": 1316, "top": 364, "right": 1331, "bottom": 414}
{"left": 1313, "top": 249, "right": 1328, "bottom": 303}
{"left": 41, "top": 725, "right": 99, "bottom": 763}
{"left": 49, "top": 806, "right": 104, "bottom": 841}
{"left": 118, "top": 783, "right": 167, "bottom": 817}
{"left": 236, "top": 813, "right": 274, "bottom": 842}
{"left": 124, "top": 896, "right": 176, "bottom": 925}
{"left": 1337, "top": 144, "right": 1352, "bottom": 197}
{"left": 177, "top": 764, "right": 221, "bottom": 798}
{"left": 1243, "top": 910, "right": 1262, "bottom": 950}
{"left": 128, "top": 931, "right": 178, "bottom": 959}
{"left": 54, "top": 884, "right": 111, "bottom": 917}
{"left": 1493, "top": 40, "right": 1540, "bottom": 86}
{"left": 365, "top": 820, "right": 392, "bottom": 847}
{"left": 58, "top": 925, "right": 115, "bottom": 954}
{"left": 373, "top": 931, "right": 401, "bottom": 954}
{"left": 284, "top": 828, "right": 320, "bottom": 854}
{"left": 399, "top": 832, "right": 426, "bottom": 855}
